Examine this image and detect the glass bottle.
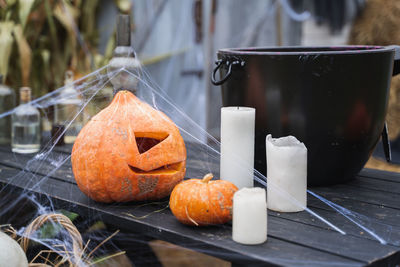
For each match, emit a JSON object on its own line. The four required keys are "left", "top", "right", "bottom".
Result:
{"left": 107, "top": 14, "right": 140, "bottom": 93}
{"left": 54, "top": 71, "right": 83, "bottom": 144}
{"left": 0, "top": 75, "right": 15, "bottom": 145}
{"left": 11, "top": 87, "right": 40, "bottom": 153}
{"left": 84, "top": 84, "right": 113, "bottom": 121}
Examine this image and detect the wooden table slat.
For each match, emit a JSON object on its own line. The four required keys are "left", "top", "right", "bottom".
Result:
{"left": 347, "top": 176, "right": 400, "bottom": 195}
{"left": 359, "top": 168, "right": 400, "bottom": 183}
{"left": 311, "top": 185, "right": 400, "bottom": 211}
{"left": 0, "top": 165, "right": 363, "bottom": 267}
{"left": 272, "top": 206, "right": 400, "bottom": 247}
{"left": 1, "top": 145, "right": 400, "bottom": 266}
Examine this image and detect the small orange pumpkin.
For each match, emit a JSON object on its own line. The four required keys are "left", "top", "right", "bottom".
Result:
{"left": 169, "top": 174, "right": 238, "bottom": 226}
{"left": 71, "top": 90, "right": 186, "bottom": 202}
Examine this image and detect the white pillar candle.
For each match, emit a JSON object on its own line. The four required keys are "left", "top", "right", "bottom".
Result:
{"left": 232, "top": 187, "right": 267, "bottom": 245}
{"left": 220, "top": 107, "right": 255, "bottom": 189}
{"left": 266, "top": 134, "right": 307, "bottom": 212}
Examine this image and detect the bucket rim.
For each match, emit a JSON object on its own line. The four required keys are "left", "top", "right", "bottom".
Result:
{"left": 218, "top": 45, "right": 395, "bottom": 56}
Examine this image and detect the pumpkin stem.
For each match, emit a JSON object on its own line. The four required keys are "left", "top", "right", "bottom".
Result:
{"left": 202, "top": 173, "right": 213, "bottom": 183}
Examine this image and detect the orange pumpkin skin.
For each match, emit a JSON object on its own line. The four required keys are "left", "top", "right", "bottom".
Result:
{"left": 169, "top": 174, "right": 238, "bottom": 226}
{"left": 71, "top": 90, "right": 186, "bottom": 202}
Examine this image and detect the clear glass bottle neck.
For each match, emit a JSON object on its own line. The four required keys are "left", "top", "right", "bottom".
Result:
{"left": 20, "top": 99, "right": 30, "bottom": 104}
{"left": 19, "top": 89, "right": 31, "bottom": 104}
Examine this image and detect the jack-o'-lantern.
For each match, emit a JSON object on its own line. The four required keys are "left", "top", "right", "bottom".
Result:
{"left": 71, "top": 90, "right": 186, "bottom": 202}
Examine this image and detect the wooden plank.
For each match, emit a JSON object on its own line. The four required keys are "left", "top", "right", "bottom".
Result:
{"left": 347, "top": 177, "right": 400, "bottom": 195}
{"left": 308, "top": 178, "right": 400, "bottom": 228}
{"left": 0, "top": 164, "right": 392, "bottom": 266}
{"left": 311, "top": 184, "right": 400, "bottom": 211}
{"left": 307, "top": 196, "right": 400, "bottom": 227}
{"left": 1, "top": 147, "right": 398, "bottom": 221}
{"left": 0, "top": 150, "right": 74, "bottom": 184}
{"left": 0, "top": 151, "right": 398, "bottom": 220}
{"left": 0, "top": 165, "right": 363, "bottom": 267}
{"left": 271, "top": 206, "right": 400, "bottom": 247}
{"left": 2, "top": 149, "right": 399, "bottom": 247}
{"left": 359, "top": 168, "right": 400, "bottom": 183}
{"left": 266, "top": 217, "right": 399, "bottom": 265}
{"left": 1, "top": 147, "right": 400, "bottom": 265}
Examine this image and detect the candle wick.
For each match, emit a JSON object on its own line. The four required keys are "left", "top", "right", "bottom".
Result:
{"left": 237, "top": 106, "right": 239, "bottom": 110}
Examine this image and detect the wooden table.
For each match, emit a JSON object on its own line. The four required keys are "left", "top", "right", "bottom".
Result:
{"left": 0, "top": 144, "right": 399, "bottom": 266}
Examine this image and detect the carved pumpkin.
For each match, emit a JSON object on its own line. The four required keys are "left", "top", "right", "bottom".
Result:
{"left": 169, "top": 174, "right": 238, "bottom": 226}
{"left": 71, "top": 90, "right": 186, "bottom": 202}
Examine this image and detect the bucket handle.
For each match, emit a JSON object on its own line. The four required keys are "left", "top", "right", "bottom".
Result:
{"left": 211, "top": 58, "right": 245, "bottom": 86}
{"left": 381, "top": 123, "right": 391, "bottom": 162}
{"left": 381, "top": 45, "right": 400, "bottom": 162}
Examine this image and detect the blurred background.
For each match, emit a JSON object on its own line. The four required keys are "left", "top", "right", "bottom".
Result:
{"left": 1, "top": 1, "right": 400, "bottom": 266}
{"left": 0, "top": 0, "right": 399, "bottom": 170}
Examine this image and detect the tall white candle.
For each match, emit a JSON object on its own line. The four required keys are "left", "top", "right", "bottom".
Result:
{"left": 266, "top": 134, "right": 307, "bottom": 212}
{"left": 232, "top": 187, "right": 267, "bottom": 245}
{"left": 220, "top": 107, "right": 255, "bottom": 189}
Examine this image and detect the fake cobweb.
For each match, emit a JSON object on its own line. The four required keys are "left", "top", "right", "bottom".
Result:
{"left": 0, "top": 61, "right": 399, "bottom": 266}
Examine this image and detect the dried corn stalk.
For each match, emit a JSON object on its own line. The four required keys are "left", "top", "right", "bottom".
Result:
{"left": 0, "top": 21, "right": 14, "bottom": 79}
{"left": 5, "top": 0, "right": 17, "bottom": 7}
{"left": 18, "top": 0, "right": 35, "bottom": 29}
{"left": 13, "top": 24, "right": 32, "bottom": 86}
{"left": 54, "top": 1, "right": 79, "bottom": 69}
{"left": 2, "top": 0, "right": 110, "bottom": 96}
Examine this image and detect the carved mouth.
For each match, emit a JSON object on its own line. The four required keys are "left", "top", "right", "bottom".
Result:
{"left": 128, "top": 161, "right": 185, "bottom": 175}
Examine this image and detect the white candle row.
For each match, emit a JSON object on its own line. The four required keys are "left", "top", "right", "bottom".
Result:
{"left": 220, "top": 106, "right": 307, "bottom": 245}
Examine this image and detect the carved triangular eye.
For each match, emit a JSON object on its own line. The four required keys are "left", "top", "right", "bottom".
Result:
{"left": 135, "top": 132, "right": 169, "bottom": 154}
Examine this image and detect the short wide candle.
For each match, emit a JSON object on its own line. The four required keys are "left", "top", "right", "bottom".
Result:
{"left": 232, "top": 187, "right": 267, "bottom": 245}
{"left": 266, "top": 134, "right": 307, "bottom": 212}
{"left": 220, "top": 107, "right": 255, "bottom": 189}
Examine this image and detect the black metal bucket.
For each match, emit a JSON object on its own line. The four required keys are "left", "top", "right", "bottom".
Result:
{"left": 212, "top": 46, "right": 400, "bottom": 186}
